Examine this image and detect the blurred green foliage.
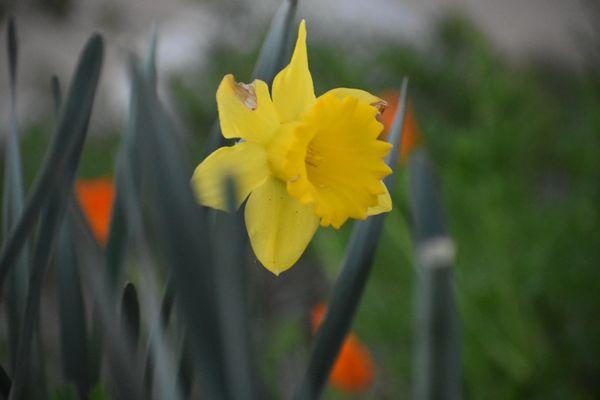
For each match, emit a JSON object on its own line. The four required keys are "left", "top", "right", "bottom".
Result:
{"left": 19, "top": 122, "right": 121, "bottom": 184}
{"left": 11, "top": 12, "right": 600, "bottom": 400}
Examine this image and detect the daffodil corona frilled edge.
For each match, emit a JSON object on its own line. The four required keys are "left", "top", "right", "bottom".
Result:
{"left": 192, "top": 20, "right": 393, "bottom": 275}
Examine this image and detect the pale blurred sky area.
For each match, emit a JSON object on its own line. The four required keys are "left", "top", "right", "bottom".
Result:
{"left": 0, "top": 0, "right": 595, "bottom": 129}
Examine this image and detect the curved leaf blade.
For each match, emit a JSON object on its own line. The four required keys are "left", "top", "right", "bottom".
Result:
{"left": 130, "top": 61, "right": 228, "bottom": 398}
{"left": 121, "top": 282, "right": 141, "bottom": 349}
{"left": 7, "top": 33, "right": 104, "bottom": 400}
{"left": 213, "top": 180, "right": 257, "bottom": 399}
{"left": 2, "top": 17, "right": 29, "bottom": 373}
{"left": 57, "top": 209, "right": 90, "bottom": 397}
{"left": 408, "top": 149, "right": 461, "bottom": 400}
{"left": 0, "top": 33, "right": 104, "bottom": 292}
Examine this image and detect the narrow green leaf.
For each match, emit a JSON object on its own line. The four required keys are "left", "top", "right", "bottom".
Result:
{"left": 111, "top": 38, "right": 183, "bottom": 400}
{"left": 158, "top": 278, "right": 175, "bottom": 333}
{"left": 7, "top": 34, "right": 104, "bottom": 400}
{"left": 121, "top": 282, "right": 141, "bottom": 348}
{"left": 31, "top": 328, "right": 49, "bottom": 400}
{"left": 177, "top": 336, "right": 194, "bottom": 399}
{"left": 142, "top": 278, "right": 175, "bottom": 393}
{"left": 53, "top": 85, "right": 93, "bottom": 400}
{"left": 103, "top": 29, "right": 159, "bottom": 290}
{"left": 57, "top": 208, "right": 90, "bottom": 397}
{"left": 0, "top": 364, "right": 11, "bottom": 400}
{"left": 104, "top": 202, "right": 127, "bottom": 288}
{"left": 213, "top": 179, "right": 257, "bottom": 399}
{"left": 408, "top": 149, "right": 461, "bottom": 400}
{"left": 203, "top": 0, "right": 297, "bottom": 157}
{"left": 68, "top": 203, "right": 144, "bottom": 400}
{"left": 252, "top": 0, "right": 298, "bottom": 84}
{"left": 2, "top": 16, "right": 29, "bottom": 373}
{"left": 11, "top": 183, "right": 69, "bottom": 400}
{"left": 116, "top": 194, "right": 182, "bottom": 399}
{"left": 129, "top": 61, "right": 228, "bottom": 398}
{"left": 7, "top": 17, "right": 17, "bottom": 98}
{"left": 295, "top": 79, "right": 409, "bottom": 400}
{"left": 65, "top": 195, "right": 104, "bottom": 388}
{"left": 0, "top": 33, "right": 104, "bottom": 291}
{"left": 145, "top": 26, "right": 158, "bottom": 88}
{"left": 51, "top": 75, "right": 62, "bottom": 116}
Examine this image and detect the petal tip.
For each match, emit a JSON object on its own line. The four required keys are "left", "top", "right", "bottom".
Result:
{"left": 262, "top": 259, "right": 291, "bottom": 277}
{"left": 299, "top": 19, "right": 306, "bottom": 34}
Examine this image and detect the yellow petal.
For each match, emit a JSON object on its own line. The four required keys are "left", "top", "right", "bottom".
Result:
{"left": 266, "top": 121, "right": 301, "bottom": 181}
{"left": 271, "top": 20, "right": 316, "bottom": 123}
{"left": 191, "top": 142, "right": 269, "bottom": 211}
{"left": 367, "top": 183, "right": 392, "bottom": 216}
{"left": 245, "top": 176, "right": 319, "bottom": 275}
{"left": 217, "top": 75, "right": 279, "bottom": 144}
{"left": 322, "top": 88, "right": 384, "bottom": 108}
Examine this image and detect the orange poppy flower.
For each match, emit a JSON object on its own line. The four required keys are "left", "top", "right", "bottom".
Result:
{"left": 75, "top": 178, "right": 115, "bottom": 245}
{"left": 379, "top": 91, "right": 423, "bottom": 163}
{"left": 311, "top": 303, "right": 376, "bottom": 393}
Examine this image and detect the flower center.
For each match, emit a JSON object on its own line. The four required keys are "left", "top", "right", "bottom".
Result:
{"left": 305, "top": 145, "right": 322, "bottom": 169}
{"left": 279, "top": 94, "right": 392, "bottom": 228}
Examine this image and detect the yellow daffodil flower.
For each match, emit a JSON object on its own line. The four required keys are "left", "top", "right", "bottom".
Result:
{"left": 192, "top": 20, "right": 393, "bottom": 275}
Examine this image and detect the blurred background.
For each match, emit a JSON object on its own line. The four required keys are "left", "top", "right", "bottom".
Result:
{"left": 1, "top": 0, "right": 599, "bottom": 399}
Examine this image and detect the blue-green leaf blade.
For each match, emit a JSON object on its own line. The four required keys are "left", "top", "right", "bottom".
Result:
{"left": 7, "top": 33, "right": 104, "bottom": 400}
{"left": 252, "top": 0, "right": 298, "bottom": 84}
{"left": 213, "top": 180, "right": 257, "bottom": 399}
{"left": 51, "top": 75, "right": 62, "bottom": 116}
{"left": 103, "top": 29, "right": 159, "bottom": 291}
{"left": 120, "top": 282, "right": 141, "bottom": 349}
{"left": 0, "top": 363, "right": 11, "bottom": 400}
{"left": 129, "top": 61, "right": 228, "bottom": 398}
{"left": 0, "top": 33, "right": 104, "bottom": 291}
{"left": 2, "top": 17, "right": 29, "bottom": 373}
{"left": 408, "top": 149, "right": 461, "bottom": 400}
{"left": 57, "top": 209, "right": 90, "bottom": 397}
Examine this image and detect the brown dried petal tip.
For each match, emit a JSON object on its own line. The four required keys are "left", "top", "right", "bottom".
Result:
{"left": 234, "top": 81, "right": 258, "bottom": 110}
{"left": 372, "top": 99, "right": 388, "bottom": 124}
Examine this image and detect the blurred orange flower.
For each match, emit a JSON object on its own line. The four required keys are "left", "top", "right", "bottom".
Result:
{"left": 379, "top": 91, "right": 423, "bottom": 163}
{"left": 311, "top": 303, "right": 376, "bottom": 393}
{"left": 76, "top": 178, "right": 115, "bottom": 245}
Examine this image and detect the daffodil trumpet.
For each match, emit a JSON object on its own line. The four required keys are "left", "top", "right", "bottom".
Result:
{"left": 192, "top": 20, "right": 393, "bottom": 275}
